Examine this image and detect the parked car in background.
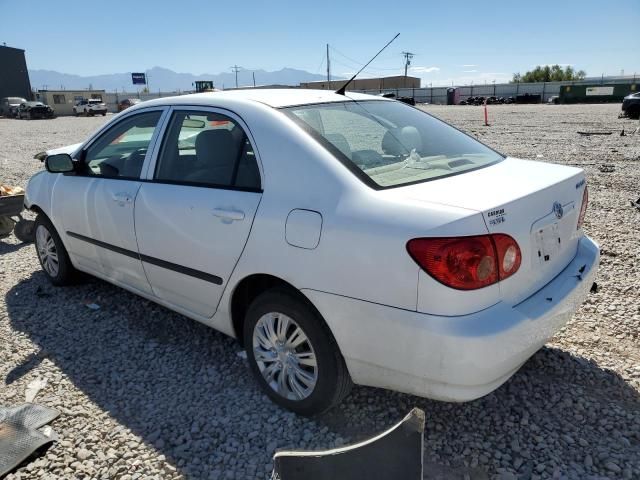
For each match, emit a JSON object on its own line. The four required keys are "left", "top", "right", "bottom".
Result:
{"left": 117, "top": 98, "right": 142, "bottom": 112}
{"left": 73, "top": 99, "right": 107, "bottom": 116}
{"left": 26, "top": 89, "right": 598, "bottom": 415}
{"left": 1, "top": 97, "right": 27, "bottom": 117}
{"left": 621, "top": 92, "right": 640, "bottom": 119}
{"left": 17, "top": 101, "right": 55, "bottom": 119}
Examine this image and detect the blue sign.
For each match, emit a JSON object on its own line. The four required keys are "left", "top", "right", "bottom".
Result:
{"left": 131, "top": 73, "right": 146, "bottom": 85}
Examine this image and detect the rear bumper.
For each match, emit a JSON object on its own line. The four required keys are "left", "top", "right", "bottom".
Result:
{"left": 303, "top": 235, "right": 599, "bottom": 401}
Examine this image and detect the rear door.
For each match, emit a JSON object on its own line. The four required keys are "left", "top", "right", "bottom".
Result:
{"left": 134, "top": 107, "right": 263, "bottom": 317}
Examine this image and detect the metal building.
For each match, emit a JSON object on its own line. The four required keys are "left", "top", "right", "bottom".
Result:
{"left": 0, "top": 45, "right": 32, "bottom": 101}
{"left": 300, "top": 76, "right": 420, "bottom": 91}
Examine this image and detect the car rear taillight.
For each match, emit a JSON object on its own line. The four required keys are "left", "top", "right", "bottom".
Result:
{"left": 577, "top": 185, "right": 588, "bottom": 230}
{"left": 406, "top": 234, "right": 521, "bottom": 290}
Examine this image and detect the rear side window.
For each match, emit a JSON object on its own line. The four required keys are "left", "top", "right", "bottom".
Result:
{"left": 154, "top": 110, "right": 261, "bottom": 190}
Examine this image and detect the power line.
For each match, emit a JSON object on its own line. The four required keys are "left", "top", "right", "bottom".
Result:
{"left": 330, "top": 45, "right": 401, "bottom": 71}
{"left": 326, "top": 43, "right": 330, "bottom": 83}
{"left": 401, "top": 51, "right": 415, "bottom": 88}
{"left": 314, "top": 54, "right": 325, "bottom": 75}
{"left": 401, "top": 51, "right": 415, "bottom": 77}
{"left": 329, "top": 58, "right": 400, "bottom": 78}
{"left": 230, "top": 65, "right": 242, "bottom": 88}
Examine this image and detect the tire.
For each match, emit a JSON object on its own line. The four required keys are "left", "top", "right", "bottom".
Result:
{"left": 34, "top": 214, "right": 76, "bottom": 285}
{"left": 102, "top": 112, "right": 106, "bottom": 116}
{"left": 74, "top": 110, "right": 78, "bottom": 117}
{"left": 13, "top": 220, "right": 35, "bottom": 243}
{"left": 244, "top": 288, "right": 352, "bottom": 416}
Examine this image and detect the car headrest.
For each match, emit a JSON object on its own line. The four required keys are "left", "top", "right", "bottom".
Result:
{"left": 325, "top": 133, "right": 352, "bottom": 159}
{"left": 399, "top": 126, "right": 422, "bottom": 152}
{"left": 195, "top": 129, "right": 236, "bottom": 165}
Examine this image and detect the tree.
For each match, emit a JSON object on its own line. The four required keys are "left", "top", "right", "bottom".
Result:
{"left": 511, "top": 65, "right": 586, "bottom": 83}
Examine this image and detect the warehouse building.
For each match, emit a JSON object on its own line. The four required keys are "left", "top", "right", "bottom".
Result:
{"left": 301, "top": 75, "right": 420, "bottom": 91}
{"left": 0, "top": 45, "right": 32, "bottom": 102}
{"left": 36, "top": 89, "right": 106, "bottom": 116}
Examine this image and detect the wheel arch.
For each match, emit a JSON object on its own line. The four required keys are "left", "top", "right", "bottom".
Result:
{"left": 230, "top": 273, "right": 326, "bottom": 348}
{"left": 28, "top": 203, "right": 45, "bottom": 216}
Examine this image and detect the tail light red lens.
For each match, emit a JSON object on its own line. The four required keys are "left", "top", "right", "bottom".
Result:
{"left": 406, "top": 234, "right": 521, "bottom": 290}
{"left": 577, "top": 185, "right": 588, "bottom": 230}
{"left": 492, "top": 233, "right": 522, "bottom": 278}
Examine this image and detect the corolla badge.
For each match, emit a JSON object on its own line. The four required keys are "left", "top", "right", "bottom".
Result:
{"left": 553, "top": 201, "right": 564, "bottom": 219}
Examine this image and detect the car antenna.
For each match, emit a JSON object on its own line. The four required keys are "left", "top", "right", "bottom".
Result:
{"left": 335, "top": 33, "right": 400, "bottom": 96}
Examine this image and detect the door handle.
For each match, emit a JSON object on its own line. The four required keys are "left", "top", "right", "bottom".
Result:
{"left": 212, "top": 208, "right": 245, "bottom": 222}
{"left": 112, "top": 192, "right": 133, "bottom": 204}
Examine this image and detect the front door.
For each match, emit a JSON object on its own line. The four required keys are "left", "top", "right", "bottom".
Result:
{"left": 134, "top": 108, "right": 263, "bottom": 317}
{"left": 54, "top": 109, "right": 165, "bottom": 294}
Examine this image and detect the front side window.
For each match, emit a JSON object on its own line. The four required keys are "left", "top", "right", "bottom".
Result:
{"left": 82, "top": 111, "right": 162, "bottom": 178}
{"left": 284, "top": 100, "right": 503, "bottom": 188}
{"left": 154, "top": 110, "right": 261, "bottom": 190}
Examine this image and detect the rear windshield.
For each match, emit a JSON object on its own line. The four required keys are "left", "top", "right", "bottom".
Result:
{"left": 283, "top": 100, "right": 503, "bottom": 189}
{"left": 89, "top": 99, "right": 103, "bottom": 104}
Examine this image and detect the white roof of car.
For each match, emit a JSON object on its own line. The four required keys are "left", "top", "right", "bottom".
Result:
{"left": 140, "top": 89, "right": 387, "bottom": 109}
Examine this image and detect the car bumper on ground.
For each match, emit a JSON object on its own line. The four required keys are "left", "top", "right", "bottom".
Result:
{"left": 303, "top": 235, "right": 599, "bottom": 402}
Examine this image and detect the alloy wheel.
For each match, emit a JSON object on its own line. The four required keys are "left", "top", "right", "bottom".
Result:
{"left": 36, "top": 225, "right": 59, "bottom": 277}
{"left": 252, "top": 312, "right": 318, "bottom": 401}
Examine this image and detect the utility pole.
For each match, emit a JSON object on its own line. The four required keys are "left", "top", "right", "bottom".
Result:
{"left": 252, "top": 71, "right": 256, "bottom": 87}
{"left": 231, "top": 65, "right": 241, "bottom": 88}
{"left": 326, "top": 44, "right": 331, "bottom": 86}
{"left": 402, "top": 51, "right": 414, "bottom": 88}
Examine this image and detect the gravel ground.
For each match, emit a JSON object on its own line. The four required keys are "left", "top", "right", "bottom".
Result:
{"left": 0, "top": 104, "right": 639, "bottom": 480}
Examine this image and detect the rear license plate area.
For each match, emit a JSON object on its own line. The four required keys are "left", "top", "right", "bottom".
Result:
{"left": 534, "top": 222, "right": 561, "bottom": 264}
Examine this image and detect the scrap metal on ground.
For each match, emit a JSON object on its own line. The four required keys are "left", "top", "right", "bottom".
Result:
{"left": 0, "top": 404, "right": 59, "bottom": 477}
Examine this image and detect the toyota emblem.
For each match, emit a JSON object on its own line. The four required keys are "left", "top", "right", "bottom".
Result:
{"left": 553, "top": 201, "right": 564, "bottom": 219}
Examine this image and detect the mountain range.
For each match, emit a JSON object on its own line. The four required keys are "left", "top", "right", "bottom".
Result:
{"left": 28, "top": 66, "right": 332, "bottom": 92}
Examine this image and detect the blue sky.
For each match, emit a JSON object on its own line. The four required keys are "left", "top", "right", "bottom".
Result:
{"left": 2, "top": 0, "right": 638, "bottom": 86}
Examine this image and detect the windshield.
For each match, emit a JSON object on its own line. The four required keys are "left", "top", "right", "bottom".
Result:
{"left": 284, "top": 100, "right": 503, "bottom": 188}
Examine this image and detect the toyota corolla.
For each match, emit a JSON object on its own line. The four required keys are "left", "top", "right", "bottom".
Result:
{"left": 25, "top": 89, "right": 598, "bottom": 415}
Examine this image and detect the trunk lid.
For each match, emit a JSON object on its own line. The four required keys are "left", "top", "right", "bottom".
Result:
{"left": 394, "top": 157, "right": 587, "bottom": 305}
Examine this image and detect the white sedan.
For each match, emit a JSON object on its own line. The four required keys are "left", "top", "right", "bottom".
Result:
{"left": 25, "top": 90, "right": 598, "bottom": 415}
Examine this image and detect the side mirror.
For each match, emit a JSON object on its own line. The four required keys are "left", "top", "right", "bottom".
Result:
{"left": 45, "top": 153, "right": 75, "bottom": 173}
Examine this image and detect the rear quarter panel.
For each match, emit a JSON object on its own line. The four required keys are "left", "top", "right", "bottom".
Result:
{"left": 214, "top": 105, "right": 492, "bottom": 336}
